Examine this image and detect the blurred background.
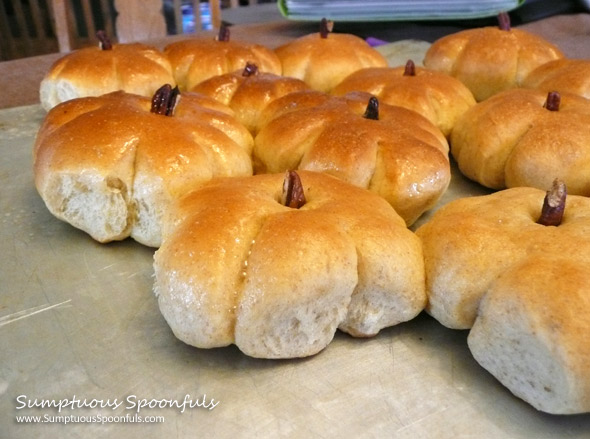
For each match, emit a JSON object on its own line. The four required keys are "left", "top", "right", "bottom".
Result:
{"left": 0, "top": 0, "right": 587, "bottom": 61}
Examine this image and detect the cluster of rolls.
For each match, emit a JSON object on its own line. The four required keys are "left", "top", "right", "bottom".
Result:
{"left": 36, "top": 22, "right": 461, "bottom": 238}
{"left": 416, "top": 13, "right": 590, "bottom": 416}
{"left": 422, "top": 14, "right": 590, "bottom": 196}
{"left": 34, "top": 23, "right": 437, "bottom": 361}
{"left": 34, "top": 16, "right": 590, "bottom": 414}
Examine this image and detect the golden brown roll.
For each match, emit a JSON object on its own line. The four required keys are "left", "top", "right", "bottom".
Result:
{"left": 39, "top": 36, "right": 175, "bottom": 111}
{"left": 154, "top": 170, "right": 426, "bottom": 359}
{"left": 423, "top": 15, "right": 563, "bottom": 101}
{"left": 34, "top": 88, "right": 253, "bottom": 247}
{"left": 331, "top": 61, "right": 476, "bottom": 137}
{"left": 164, "top": 29, "right": 282, "bottom": 91}
{"left": 416, "top": 181, "right": 590, "bottom": 414}
{"left": 451, "top": 88, "right": 590, "bottom": 194}
{"left": 190, "top": 63, "right": 310, "bottom": 135}
{"left": 274, "top": 19, "right": 388, "bottom": 92}
{"left": 254, "top": 90, "right": 450, "bottom": 226}
{"left": 522, "top": 58, "right": 590, "bottom": 99}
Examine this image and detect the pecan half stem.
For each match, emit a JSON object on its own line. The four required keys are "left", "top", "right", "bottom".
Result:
{"left": 544, "top": 91, "right": 561, "bottom": 111}
{"left": 217, "top": 24, "right": 230, "bottom": 42}
{"left": 151, "top": 84, "right": 180, "bottom": 116}
{"left": 363, "top": 96, "right": 379, "bottom": 120}
{"left": 537, "top": 179, "right": 567, "bottom": 226}
{"left": 242, "top": 62, "right": 258, "bottom": 77}
{"left": 498, "top": 12, "right": 511, "bottom": 31}
{"left": 96, "top": 30, "right": 112, "bottom": 50}
{"left": 403, "top": 60, "right": 416, "bottom": 76}
{"left": 282, "top": 171, "right": 306, "bottom": 209}
{"left": 319, "top": 18, "right": 333, "bottom": 39}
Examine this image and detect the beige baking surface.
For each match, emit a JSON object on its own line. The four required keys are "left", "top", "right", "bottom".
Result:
{"left": 1, "top": 101, "right": 589, "bottom": 438}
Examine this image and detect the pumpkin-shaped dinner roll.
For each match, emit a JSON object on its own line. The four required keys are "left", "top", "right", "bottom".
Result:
{"left": 416, "top": 180, "right": 590, "bottom": 414}
{"left": 164, "top": 26, "right": 282, "bottom": 91}
{"left": 39, "top": 31, "right": 175, "bottom": 111}
{"left": 274, "top": 19, "right": 388, "bottom": 93}
{"left": 451, "top": 89, "right": 590, "bottom": 195}
{"left": 332, "top": 60, "right": 476, "bottom": 138}
{"left": 254, "top": 90, "right": 450, "bottom": 226}
{"left": 34, "top": 86, "right": 253, "bottom": 247}
{"left": 522, "top": 58, "right": 590, "bottom": 100}
{"left": 190, "top": 62, "right": 310, "bottom": 135}
{"left": 154, "top": 171, "right": 426, "bottom": 359}
{"left": 423, "top": 13, "right": 563, "bottom": 101}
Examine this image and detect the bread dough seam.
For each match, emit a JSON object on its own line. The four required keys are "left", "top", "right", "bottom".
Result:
{"left": 367, "top": 139, "right": 383, "bottom": 192}
{"left": 231, "top": 212, "right": 272, "bottom": 336}
{"left": 127, "top": 142, "right": 141, "bottom": 234}
{"left": 502, "top": 122, "right": 537, "bottom": 184}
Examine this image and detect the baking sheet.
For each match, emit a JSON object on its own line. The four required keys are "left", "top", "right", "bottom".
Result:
{"left": 2, "top": 103, "right": 590, "bottom": 438}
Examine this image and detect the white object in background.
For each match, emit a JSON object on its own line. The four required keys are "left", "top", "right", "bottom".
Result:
{"left": 115, "top": 0, "right": 167, "bottom": 43}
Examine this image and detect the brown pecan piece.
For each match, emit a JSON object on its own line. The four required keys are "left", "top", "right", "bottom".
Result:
{"left": 282, "top": 170, "right": 306, "bottom": 208}
{"left": 242, "top": 62, "right": 259, "bottom": 77}
{"left": 404, "top": 60, "right": 416, "bottom": 76}
{"left": 544, "top": 91, "right": 561, "bottom": 111}
{"left": 319, "top": 18, "right": 334, "bottom": 39}
{"left": 151, "top": 84, "right": 180, "bottom": 116}
{"left": 538, "top": 179, "right": 567, "bottom": 226}
{"left": 217, "top": 24, "right": 230, "bottom": 42}
{"left": 363, "top": 96, "right": 379, "bottom": 120}
{"left": 498, "top": 12, "right": 511, "bottom": 31}
{"left": 96, "top": 30, "right": 112, "bottom": 50}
